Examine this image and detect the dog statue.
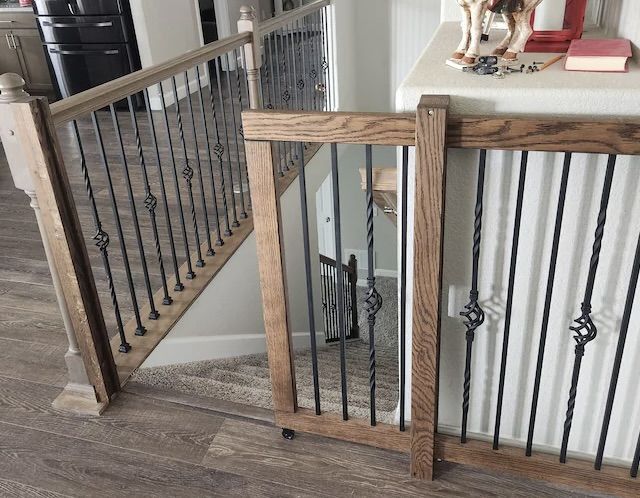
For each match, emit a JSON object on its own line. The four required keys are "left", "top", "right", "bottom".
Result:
{"left": 452, "top": 0, "right": 543, "bottom": 65}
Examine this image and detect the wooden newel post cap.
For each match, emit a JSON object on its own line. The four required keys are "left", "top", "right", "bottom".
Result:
{"left": 239, "top": 5, "right": 256, "bottom": 21}
{"left": 0, "top": 73, "right": 28, "bottom": 102}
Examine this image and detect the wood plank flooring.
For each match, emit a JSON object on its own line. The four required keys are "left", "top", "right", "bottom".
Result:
{"left": 0, "top": 140, "right": 611, "bottom": 498}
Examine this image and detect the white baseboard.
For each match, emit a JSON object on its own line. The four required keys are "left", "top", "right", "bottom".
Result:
{"left": 141, "top": 331, "right": 326, "bottom": 368}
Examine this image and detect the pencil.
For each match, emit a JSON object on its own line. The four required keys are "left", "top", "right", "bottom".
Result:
{"left": 540, "top": 55, "right": 565, "bottom": 71}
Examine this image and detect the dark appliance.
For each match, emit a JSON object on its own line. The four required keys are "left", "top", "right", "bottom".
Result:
{"left": 33, "top": 0, "right": 140, "bottom": 99}
{"left": 198, "top": 0, "right": 218, "bottom": 44}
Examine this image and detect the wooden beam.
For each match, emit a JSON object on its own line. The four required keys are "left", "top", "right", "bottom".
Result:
{"left": 50, "top": 33, "right": 251, "bottom": 125}
{"left": 245, "top": 140, "right": 297, "bottom": 413}
{"left": 435, "top": 435, "right": 640, "bottom": 498}
{"left": 446, "top": 116, "right": 640, "bottom": 155}
{"left": 10, "top": 98, "right": 119, "bottom": 404}
{"left": 275, "top": 409, "right": 410, "bottom": 453}
{"left": 243, "top": 110, "right": 640, "bottom": 155}
{"left": 410, "top": 95, "right": 449, "bottom": 481}
{"left": 359, "top": 167, "right": 397, "bottom": 192}
{"left": 242, "top": 110, "right": 417, "bottom": 145}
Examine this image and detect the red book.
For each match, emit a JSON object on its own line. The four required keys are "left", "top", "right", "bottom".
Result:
{"left": 565, "top": 39, "right": 632, "bottom": 72}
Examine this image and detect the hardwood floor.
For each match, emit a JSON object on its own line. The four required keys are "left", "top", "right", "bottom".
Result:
{"left": 0, "top": 140, "right": 610, "bottom": 498}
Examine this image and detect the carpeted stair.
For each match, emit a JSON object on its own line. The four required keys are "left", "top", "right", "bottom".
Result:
{"left": 133, "top": 277, "right": 399, "bottom": 424}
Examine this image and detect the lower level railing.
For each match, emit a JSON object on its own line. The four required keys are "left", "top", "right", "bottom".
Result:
{"left": 319, "top": 253, "right": 358, "bottom": 343}
{"left": 242, "top": 101, "right": 640, "bottom": 497}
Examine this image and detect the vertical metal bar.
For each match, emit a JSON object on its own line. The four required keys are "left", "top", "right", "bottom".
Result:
{"left": 365, "top": 144, "right": 381, "bottom": 426}
{"left": 595, "top": 229, "right": 640, "bottom": 470}
{"left": 321, "top": 260, "right": 329, "bottom": 342}
{"left": 560, "top": 155, "right": 617, "bottom": 463}
{"left": 143, "top": 88, "right": 183, "bottom": 291}
{"left": 183, "top": 71, "right": 214, "bottom": 257}
{"left": 215, "top": 57, "right": 240, "bottom": 226}
{"left": 110, "top": 104, "right": 159, "bottom": 323}
{"left": 310, "top": 11, "right": 319, "bottom": 111}
{"left": 493, "top": 151, "right": 528, "bottom": 449}
{"left": 238, "top": 48, "right": 252, "bottom": 204}
{"left": 399, "top": 145, "right": 409, "bottom": 432}
{"left": 205, "top": 63, "right": 232, "bottom": 238}
{"left": 195, "top": 65, "right": 224, "bottom": 247}
{"left": 460, "top": 149, "right": 487, "bottom": 443}
{"left": 158, "top": 81, "right": 195, "bottom": 280}
{"left": 283, "top": 26, "right": 296, "bottom": 163}
{"left": 126, "top": 96, "right": 172, "bottom": 307}
{"left": 291, "top": 20, "right": 300, "bottom": 113}
{"left": 225, "top": 51, "right": 248, "bottom": 219}
{"left": 321, "top": 6, "right": 331, "bottom": 111}
{"left": 297, "top": 142, "right": 321, "bottom": 415}
{"left": 73, "top": 121, "right": 129, "bottom": 353}
{"left": 331, "top": 143, "right": 349, "bottom": 420}
{"left": 262, "top": 33, "right": 274, "bottom": 109}
{"left": 300, "top": 16, "right": 308, "bottom": 111}
{"left": 265, "top": 32, "right": 283, "bottom": 177}
{"left": 273, "top": 31, "right": 289, "bottom": 173}
{"left": 91, "top": 111, "right": 146, "bottom": 338}
{"left": 171, "top": 75, "right": 205, "bottom": 269}
{"left": 526, "top": 152, "right": 572, "bottom": 456}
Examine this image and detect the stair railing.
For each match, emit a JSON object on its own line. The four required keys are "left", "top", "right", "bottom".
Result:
{"left": 242, "top": 98, "right": 640, "bottom": 497}
{"left": 319, "top": 253, "right": 359, "bottom": 343}
{"left": 0, "top": 0, "right": 333, "bottom": 415}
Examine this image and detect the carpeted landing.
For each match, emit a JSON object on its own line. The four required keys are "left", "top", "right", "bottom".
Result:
{"left": 133, "top": 277, "right": 399, "bottom": 424}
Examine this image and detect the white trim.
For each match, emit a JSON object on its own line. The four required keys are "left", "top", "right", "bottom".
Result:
{"left": 141, "top": 331, "right": 326, "bottom": 368}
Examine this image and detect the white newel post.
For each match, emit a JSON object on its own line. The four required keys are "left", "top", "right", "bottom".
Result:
{"left": 0, "top": 73, "right": 103, "bottom": 415}
{"left": 238, "top": 5, "right": 263, "bottom": 110}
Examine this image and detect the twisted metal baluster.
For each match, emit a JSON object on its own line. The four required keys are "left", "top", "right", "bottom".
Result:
{"left": 460, "top": 149, "right": 487, "bottom": 443}
{"left": 225, "top": 52, "right": 248, "bottom": 219}
{"left": 91, "top": 112, "right": 146, "bottom": 337}
{"left": 158, "top": 81, "right": 194, "bottom": 281}
{"left": 143, "top": 88, "right": 183, "bottom": 292}
{"left": 560, "top": 155, "right": 616, "bottom": 464}
{"left": 320, "top": 6, "right": 331, "bottom": 111}
{"left": 364, "top": 145, "right": 382, "bottom": 426}
{"left": 127, "top": 96, "right": 172, "bottom": 308}
{"left": 205, "top": 63, "right": 232, "bottom": 238}
{"left": 282, "top": 27, "right": 296, "bottom": 164}
{"left": 195, "top": 65, "right": 224, "bottom": 247}
{"left": 493, "top": 151, "right": 528, "bottom": 450}
{"left": 215, "top": 57, "right": 240, "bottom": 225}
{"left": 172, "top": 75, "right": 204, "bottom": 270}
{"left": 526, "top": 153, "right": 572, "bottom": 456}
{"left": 309, "top": 11, "right": 319, "bottom": 111}
{"left": 596, "top": 227, "right": 640, "bottom": 470}
{"left": 73, "top": 121, "right": 129, "bottom": 353}
{"left": 183, "top": 71, "right": 215, "bottom": 256}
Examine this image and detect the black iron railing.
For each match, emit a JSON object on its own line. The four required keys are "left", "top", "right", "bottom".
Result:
{"left": 319, "top": 253, "right": 359, "bottom": 344}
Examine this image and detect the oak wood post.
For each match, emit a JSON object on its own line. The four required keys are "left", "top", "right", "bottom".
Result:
{"left": 238, "top": 6, "right": 263, "bottom": 110}
{"left": 0, "top": 73, "right": 119, "bottom": 411}
{"left": 410, "top": 95, "right": 449, "bottom": 480}
{"left": 245, "top": 139, "right": 297, "bottom": 413}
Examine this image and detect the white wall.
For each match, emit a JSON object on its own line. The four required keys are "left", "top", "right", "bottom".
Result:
{"left": 602, "top": 0, "right": 640, "bottom": 55}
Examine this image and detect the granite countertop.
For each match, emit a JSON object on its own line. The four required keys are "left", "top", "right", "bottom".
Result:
{"left": 397, "top": 22, "right": 640, "bottom": 117}
{"left": 0, "top": 3, "right": 33, "bottom": 12}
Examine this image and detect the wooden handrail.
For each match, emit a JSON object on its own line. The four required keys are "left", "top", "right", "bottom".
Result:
{"left": 51, "top": 32, "right": 251, "bottom": 125}
{"left": 242, "top": 109, "right": 640, "bottom": 155}
{"left": 259, "top": 0, "right": 330, "bottom": 36}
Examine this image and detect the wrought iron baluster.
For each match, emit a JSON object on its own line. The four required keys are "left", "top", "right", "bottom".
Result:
{"left": 73, "top": 121, "right": 129, "bottom": 353}
{"left": 290, "top": 20, "right": 300, "bottom": 113}
{"left": 310, "top": 12, "right": 319, "bottom": 111}
{"left": 126, "top": 96, "right": 172, "bottom": 307}
{"left": 195, "top": 65, "right": 224, "bottom": 247}
{"left": 205, "top": 64, "right": 232, "bottom": 238}
{"left": 215, "top": 57, "right": 240, "bottom": 227}
{"left": 295, "top": 19, "right": 305, "bottom": 112}
{"left": 265, "top": 32, "right": 283, "bottom": 176}
{"left": 158, "top": 81, "right": 194, "bottom": 281}
{"left": 399, "top": 145, "right": 409, "bottom": 432}
{"left": 330, "top": 143, "right": 349, "bottom": 420}
{"left": 460, "top": 149, "right": 487, "bottom": 443}
{"left": 297, "top": 142, "right": 321, "bottom": 415}
{"left": 596, "top": 227, "right": 640, "bottom": 470}
{"left": 183, "top": 71, "right": 214, "bottom": 256}
{"left": 238, "top": 48, "right": 252, "bottom": 204}
{"left": 282, "top": 27, "right": 296, "bottom": 164}
{"left": 364, "top": 145, "right": 382, "bottom": 426}
{"left": 261, "top": 34, "right": 274, "bottom": 110}
{"left": 171, "top": 75, "right": 205, "bottom": 270}
{"left": 526, "top": 152, "right": 572, "bottom": 456}
{"left": 273, "top": 32, "right": 289, "bottom": 173}
{"left": 225, "top": 52, "right": 248, "bottom": 219}
{"left": 560, "top": 155, "right": 617, "bottom": 464}
{"left": 493, "top": 151, "right": 528, "bottom": 450}
{"left": 302, "top": 16, "right": 312, "bottom": 112}
{"left": 110, "top": 104, "right": 159, "bottom": 322}
{"left": 143, "top": 88, "right": 183, "bottom": 291}
{"left": 91, "top": 111, "right": 146, "bottom": 338}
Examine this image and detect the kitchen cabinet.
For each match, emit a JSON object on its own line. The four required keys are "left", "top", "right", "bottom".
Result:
{"left": 0, "top": 10, "right": 54, "bottom": 96}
